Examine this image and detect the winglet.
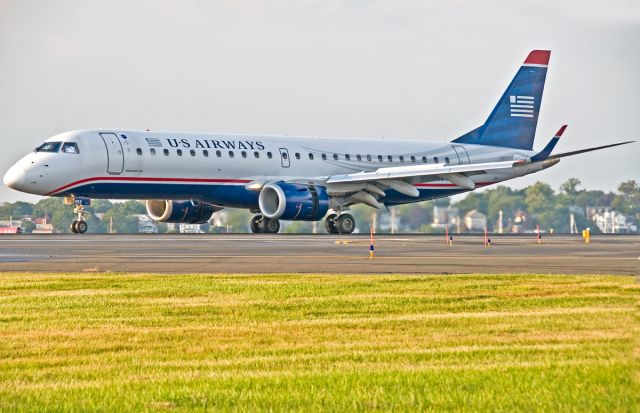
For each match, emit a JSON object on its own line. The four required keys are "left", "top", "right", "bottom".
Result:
{"left": 530, "top": 125, "right": 567, "bottom": 162}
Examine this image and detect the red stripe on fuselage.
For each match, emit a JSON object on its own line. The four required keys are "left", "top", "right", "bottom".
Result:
{"left": 46, "top": 176, "right": 252, "bottom": 196}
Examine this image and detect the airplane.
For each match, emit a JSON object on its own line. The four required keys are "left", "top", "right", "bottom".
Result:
{"left": 3, "top": 50, "right": 634, "bottom": 234}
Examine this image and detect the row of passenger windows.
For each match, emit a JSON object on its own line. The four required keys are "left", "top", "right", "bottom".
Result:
{"left": 134, "top": 148, "right": 450, "bottom": 164}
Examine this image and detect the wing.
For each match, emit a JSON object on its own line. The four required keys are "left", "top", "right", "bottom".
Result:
{"left": 320, "top": 161, "right": 519, "bottom": 208}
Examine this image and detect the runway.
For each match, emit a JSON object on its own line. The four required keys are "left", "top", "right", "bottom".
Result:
{"left": 0, "top": 233, "right": 637, "bottom": 275}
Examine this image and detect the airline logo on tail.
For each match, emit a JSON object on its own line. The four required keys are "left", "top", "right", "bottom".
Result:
{"left": 509, "top": 95, "right": 534, "bottom": 118}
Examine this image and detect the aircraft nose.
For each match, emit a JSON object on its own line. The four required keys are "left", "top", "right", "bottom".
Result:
{"left": 3, "top": 165, "right": 26, "bottom": 191}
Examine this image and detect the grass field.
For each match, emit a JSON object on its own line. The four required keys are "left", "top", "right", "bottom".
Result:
{"left": 0, "top": 273, "right": 638, "bottom": 412}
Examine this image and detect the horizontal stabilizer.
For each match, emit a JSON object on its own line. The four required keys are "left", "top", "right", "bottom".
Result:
{"left": 547, "top": 141, "right": 635, "bottom": 160}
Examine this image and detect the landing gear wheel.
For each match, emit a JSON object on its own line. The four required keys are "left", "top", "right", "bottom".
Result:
{"left": 325, "top": 214, "right": 338, "bottom": 234}
{"left": 70, "top": 199, "right": 91, "bottom": 234}
{"left": 336, "top": 213, "right": 355, "bottom": 234}
{"left": 250, "top": 215, "right": 263, "bottom": 233}
{"left": 263, "top": 218, "right": 280, "bottom": 234}
{"left": 76, "top": 221, "right": 88, "bottom": 234}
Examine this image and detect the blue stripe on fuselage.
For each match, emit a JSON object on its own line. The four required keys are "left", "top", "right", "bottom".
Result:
{"left": 57, "top": 183, "right": 472, "bottom": 211}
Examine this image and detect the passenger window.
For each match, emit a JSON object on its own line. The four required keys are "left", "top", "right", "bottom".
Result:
{"left": 177, "top": 149, "right": 183, "bottom": 156}
{"left": 229, "top": 151, "right": 234, "bottom": 158}
{"left": 35, "top": 142, "right": 62, "bottom": 153}
{"left": 136, "top": 148, "right": 142, "bottom": 155}
{"left": 267, "top": 152, "right": 273, "bottom": 159}
{"left": 309, "top": 153, "right": 314, "bottom": 160}
{"left": 366, "top": 154, "right": 372, "bottom": 161}
{"left": 190, "top": 149, "right": 196, "bottom": 156}
{"left": 333, "top": 154, "right": 338, "bottom": 160}
{"left": 434, "top": 156, "right": 438, "bottom": 163}
{"left": 388, "top": 155, "right": 393, "bottom": 162}
{"left": 399, "top": 155, "right": 405, "bottom": 162}
{"left": 356, "top": 154, "right": 362, "bottom": 161}
{"left": 295, "top": 153, "right": 300, "bottom": 160}
{"left": 241, "top": 151, "right": 247, "bottom": 158}
{"left": 422, "top": 156, "right": 427, "bottom": 163}
{"left": 164, "top": 149, "right": 169, "bottom": 156}
{"left": 203, "top": 150, "right": 209, "bottom": 157}
{"left": 216, "top": 150, "right": 222, "bottom": 157}
{"left": 282, "top": 152, "right": 288, "bottom": 160}
{"left": 61, "top": 142, "right": 80, "bottom": 154}
{"left": 445, "top": 157, "right": 450, "bottom": 163}
{"left": 321, "top": 153, "right": 327, "bottom": 160}
{"left": 345, "top": 154, "right": 350, "bottom": 160}
{"left": 254, "top": 151, "right": 260, "bottom": 158}
{"left": 410, "top": 156, "right": 416, "bottom": 162}
{"left": 378, "top": 155, "right": 383, "bottom": 162}
{"left": 150, "top": 148, "right": 156, "bottom": 156}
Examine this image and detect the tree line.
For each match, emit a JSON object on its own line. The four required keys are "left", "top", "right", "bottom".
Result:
{"left": 0, "top": 179, "right": 638, "bottom": 233}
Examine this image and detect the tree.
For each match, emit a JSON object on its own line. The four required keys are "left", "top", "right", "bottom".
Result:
{"left": 558, "top": 178, "right": 583, "bottom": 206}
{"left": 525, "top": 182, "right": 555, "bottom": 216}
{"left": 560, "top": 178, "right": 582, "bottom": 196}
{"left": 611, "top": 180, "right": 640, "bottom": 216}
{"left": 90, "top": 199, "right": 113, "bottom": 214}
{"left": 118, "top": 200, "right": 146, "bottom": 215}
{"left": 0, "top": 201, "right": 34, "bottom": 219}
{"left": 20, "top": 220, "right": 36, "bottom": 233}
{"left": 455, "top": 191, "right": 488, "bottom": 216}
{"left": 535, "top": 205, "right": 570, "bottom": 232}
{"left": 486, "top": 186, "right": 526, "bottom": 229}
{"left": 101, "top": 210, "right": 139, "bottom": 233}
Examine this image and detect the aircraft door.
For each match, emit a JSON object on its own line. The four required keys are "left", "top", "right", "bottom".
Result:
{"left": 100, "top": 133, "right": 124, "bottom": 174}
{"left": 452, "top": 145, "right": 471, "bottom": 165}
{"left": 279, "top": 148, "right": 290, "bottom": 168}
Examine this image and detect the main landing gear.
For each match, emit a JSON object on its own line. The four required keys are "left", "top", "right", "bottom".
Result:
{"left": 324, "top": 213, "right": 355, "bottom": 234}
{"left": 250, "top": 215, "right": 280, "bottom": 233}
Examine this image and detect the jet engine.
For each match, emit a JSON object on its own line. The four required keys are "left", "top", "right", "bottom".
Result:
{"left": 258, "top": 183, "right": 329, "bottom": 221}
{"left": 145, "top": 200, "right": 218, "bottom": 224}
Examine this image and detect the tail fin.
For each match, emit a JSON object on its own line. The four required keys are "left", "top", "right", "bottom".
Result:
{"left": 453, "top": 50, "right": 550, "bottom": 150}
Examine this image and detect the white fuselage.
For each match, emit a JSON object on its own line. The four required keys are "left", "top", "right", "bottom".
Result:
{"left": 4, "top": 129, "right": 550, "bottom": 209}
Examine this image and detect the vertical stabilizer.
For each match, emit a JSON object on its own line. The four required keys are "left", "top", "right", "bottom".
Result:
{"left": 453, "top": 50, "right": 550, "bottom": 150}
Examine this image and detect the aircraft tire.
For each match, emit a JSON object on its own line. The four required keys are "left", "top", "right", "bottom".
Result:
{"left": 325, "top": 214, "right": 338, "bottom": 234}
{"left": 250, "top": 216, "right": 262, "bottom": 233}
{"left": 70, "top": 221, "right": 78, "bottom": 233}
{"left": 336, "top": 214, "right": 355, "bottom": 234}
{"left": 76, "top": 221, "right": 88, "bottom": 233}
{"left": 263, "top": 218, "right": 280, "bottom": 234}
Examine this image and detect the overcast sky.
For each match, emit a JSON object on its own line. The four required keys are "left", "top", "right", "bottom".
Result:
{"left": 1, "top": 0, "right": 638, "bottom": 203}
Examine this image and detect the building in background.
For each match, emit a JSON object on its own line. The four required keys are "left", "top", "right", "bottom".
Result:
{"left": 32, "top": 217, "right": 54, "bottom": 234}
{"left": 432, "top": 206, "right": 460, "bottom": 231}
{"left": 464, "top": 210, "right": 487, "bottom": 232}
{"left": 135, "top": 214, "right": 158, "bottom": 234}
{"left": 588, "top": 208, "right": 638, "bottom": 233}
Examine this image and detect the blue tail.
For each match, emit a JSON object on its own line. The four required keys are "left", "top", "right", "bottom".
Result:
{"left": 453, "top": 50, "right": 550, "bottom": 150}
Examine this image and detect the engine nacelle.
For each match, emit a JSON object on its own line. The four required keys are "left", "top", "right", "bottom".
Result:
{"left": 146, "top": 200, "right": 217, "bottom": 224}
{"left": 258, "top": 183, "right": 329, "bottom": 221}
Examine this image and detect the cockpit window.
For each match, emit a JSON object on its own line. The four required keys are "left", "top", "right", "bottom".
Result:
{"left": 61, "top": 142, "right": 80, "bottom": 154}
{"left": 35, "top": 142, "right": 62, "bottom": 153}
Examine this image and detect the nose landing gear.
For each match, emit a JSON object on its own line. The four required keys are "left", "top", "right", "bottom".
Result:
{"left": 67, "top": 197, "right": 91, "bottom": 234}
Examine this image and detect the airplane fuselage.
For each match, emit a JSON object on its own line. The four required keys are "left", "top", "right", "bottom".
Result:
{"left": 4, "top": 129, "right": 549, "bottom": 209}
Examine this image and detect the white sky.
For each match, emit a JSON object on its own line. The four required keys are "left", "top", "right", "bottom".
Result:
{"left": 1, "top": 0, "right": 638, "bottom": 202}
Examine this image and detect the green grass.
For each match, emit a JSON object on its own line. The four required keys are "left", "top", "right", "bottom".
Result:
{"left": 0, "top": 273, "right": 638, "bottom": 412}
